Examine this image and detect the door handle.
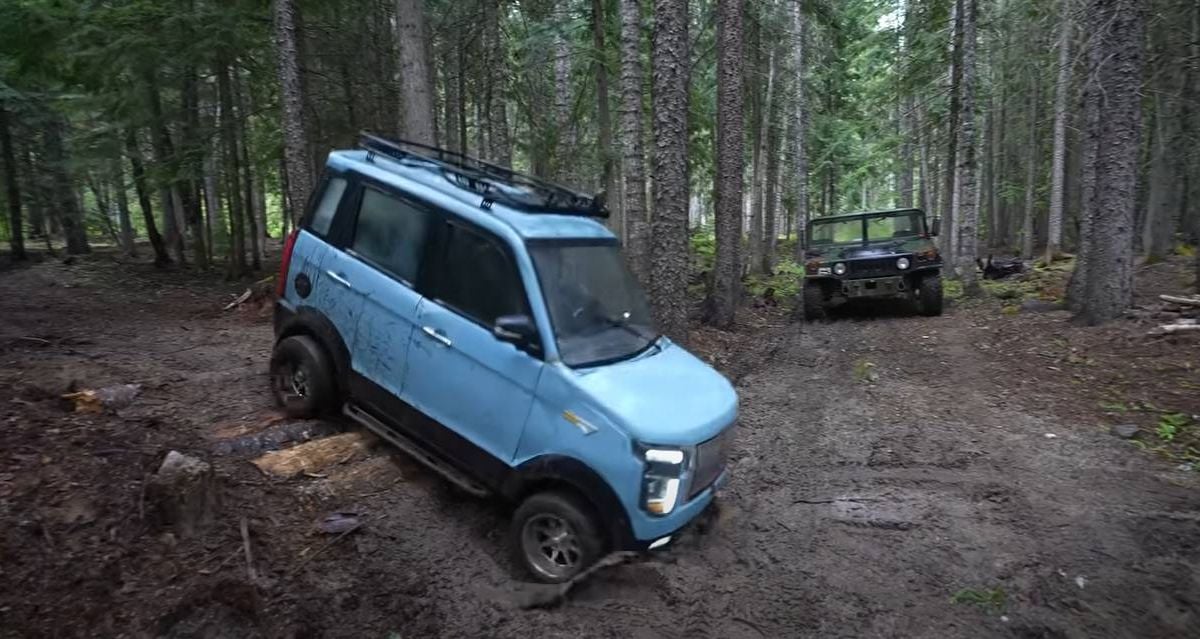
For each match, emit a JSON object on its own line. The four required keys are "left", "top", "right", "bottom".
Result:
{"left": 325, "top": 270, "right": 352, "bottom": 289}
{"left": 421, "top": 326, "right": 452, "bottom": 347}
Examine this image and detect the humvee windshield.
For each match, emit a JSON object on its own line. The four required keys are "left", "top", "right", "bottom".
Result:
{"left": 810, "top": 210, "right": 925, "bottom": 246}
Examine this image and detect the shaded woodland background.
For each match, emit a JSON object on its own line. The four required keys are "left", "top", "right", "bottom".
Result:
{"left": 1, "top": 0, "right": 1197, "bottom": 334}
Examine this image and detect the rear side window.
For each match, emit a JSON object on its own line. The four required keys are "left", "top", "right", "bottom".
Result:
{"left": 351, "top": 188, "right": 431, "bottom": 284}
{"left": 436, "top": 225, "right": 525, "bottom": 326}
{"left": 309, "top": 177, "right": 347, "bottom": 236}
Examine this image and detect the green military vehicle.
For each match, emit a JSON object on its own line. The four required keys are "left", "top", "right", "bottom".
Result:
{"left": 801, "top": 208, "right": 944, "bottom": 320}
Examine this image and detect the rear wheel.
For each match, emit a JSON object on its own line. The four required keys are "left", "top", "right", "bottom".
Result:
{"left": 802, "top": 281, "right": 827, "bottom": 321}
{"left": 510, "top": 491, "right": 604, "bottom": 583}
{"left": 269, "top": 335, "right": 337, "bottom": 418}
{"left": 917, "top": 275, "right": 944, "bottom": 317}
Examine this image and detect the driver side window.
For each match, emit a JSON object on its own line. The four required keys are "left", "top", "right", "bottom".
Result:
{"left": 436, "top": 224, "right": 526, "bottom": 326}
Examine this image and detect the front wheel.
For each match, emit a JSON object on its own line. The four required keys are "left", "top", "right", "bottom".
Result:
{"left": 802, "top": 282, "right": 827, "bottom": 321}
{"left": 269, "top": 335, "right": 337, "bottom": 418}
{"left": 510, "top": 491, "right": 604, "bottom": 583}
{"left": 917, "top": 276, "right": 944, "bottom": 317}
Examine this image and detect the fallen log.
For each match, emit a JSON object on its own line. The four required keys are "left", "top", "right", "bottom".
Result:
{"left": 1159, "top": 294, "right": 1200, "bottom": 308}
{"left": 250, "top": 431, "right": 375, "bottom": 478}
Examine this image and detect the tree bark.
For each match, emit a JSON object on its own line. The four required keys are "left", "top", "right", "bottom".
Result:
{"left": 275, "top": 0, "right": 314, "bottom": 225}
{"left": 789, "top": 2, "right": 809, "bottom": 260}
{"left": 44, "top": 117, "right": 89, "bottom": 255}
{"left": 219, "top": 62, "right": 248, "bottom": 278}
{"left": 397, "top": 0, "right": 437, "bottom": 145}
{"left": 749, "top": 47, "right": 776, "bottom": 276}
{"left": 124, "top": 129, "right": 170, "bottom": 266}
{"left": 592, "top": 0, "right": 621, "bottom": 239}
{"left": 763, "top": 62, "right": 784, "bottom": 274}
{"left": 618, "top": 0, "right": 650, "bottom": 283}
{"left": 1021, "top": 82, "right": 1039, "bottom": 260}
{"left": 941, "top": 0, "right": 963, "bottom": 258}
{"left": 180, "top": 65, "right": 209, "bottom": 269}
{"left": 113, "top": 151, "right": 136, "bottom": 256}
{"left": 954, "top": 0, "right": 979, "bottom": 294}
{"left": 1073, "top": 0, "right": 1144, "bottom": 325}
{"left": 484, "top": 0, "right": 512, "bottom": 167}
{"left": 649, "top": 0, "right": 692, "bottom": 341}
{"left": 707, "top": 0, "right": 743, "bottom": 329}
{"left": 1045, "top": 0, "right": 1072, "bottom": 263}
{"left": 233, "top": 69, "right": 262, "bottom": 271}
{"left": 0, "top": 104, "right": 26, "bottom": 260}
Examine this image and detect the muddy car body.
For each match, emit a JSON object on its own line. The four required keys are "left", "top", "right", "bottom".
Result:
{"left": 270, "top": 134, "right": 737, "bottom": 583}
{"left": 802, "top": 208, "right": 944, "bottom": 319}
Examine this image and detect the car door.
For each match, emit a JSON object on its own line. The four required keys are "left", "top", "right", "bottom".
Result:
{"left": 341, "top": 184, "right": 434, "bottom": 401}
{"left": 286, "top": 174, "right": 348, "bottom": 309}
{"left": 308, "top": 176, "right": 374, "bottom": 358}
{"left": 402, "top": 221, "right": 544, "bottom": 465}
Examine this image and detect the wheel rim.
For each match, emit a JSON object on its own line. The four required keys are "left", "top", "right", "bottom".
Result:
{"left": 272, "top": 360, "right": 307, "bottom": 403}
{"left": 521, "top": 514, "right": 581, "bottom": 580}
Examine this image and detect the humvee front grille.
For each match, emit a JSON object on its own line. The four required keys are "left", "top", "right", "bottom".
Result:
{"left": 847, "top": 257, "right": 901, "bottom": 278}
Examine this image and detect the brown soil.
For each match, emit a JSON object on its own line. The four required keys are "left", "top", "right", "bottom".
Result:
{"left": 1, "top": 251, "right": 1197, "bottom": 638}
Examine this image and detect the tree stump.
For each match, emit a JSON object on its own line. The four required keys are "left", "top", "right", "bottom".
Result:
{"left": 146, "top": 451, "right": 219, "bottom": 538}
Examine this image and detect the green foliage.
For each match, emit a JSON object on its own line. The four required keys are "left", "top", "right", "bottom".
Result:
{"left": 951, "top": 587, "right": 1007, "bottom": 614}
{"left": 745, "top": 259, "right": 805, "bottom": 299}
{"left": 1156, "top": 413, "right": 1191, "bottom": 443}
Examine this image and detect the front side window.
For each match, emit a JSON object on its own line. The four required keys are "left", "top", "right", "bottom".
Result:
{"left": 351, "top": 187, "right": 431, "bottom": 284}
{"left": 309, "top": 177, "right": 348, "bottom": 236}
{"left": 530, "top": 242, "right": 659, "bottom": 367}
{"left": 436, "top": 225, "right": 526, "bottom": 326}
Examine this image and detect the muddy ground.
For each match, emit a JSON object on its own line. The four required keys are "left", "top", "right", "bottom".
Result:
{"left": 1, "top": 251, "right": 1198, "bottom": 638}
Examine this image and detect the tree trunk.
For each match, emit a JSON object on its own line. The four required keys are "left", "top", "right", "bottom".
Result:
{"left": 553, "top": 0, "right": 574, "bottom": 185}
{"left": 1045, "top": 0, "right": 1072, "bottom": 263}
{"left": 789, "top": 2, "right": 809, "bottom": 260}
{"left": 275, "top": 0, "right": 314, "bottom": 225}
{"left": 20, "top": 145, "right": 45, "bottom": 239}
{"left": 763, "top": 64, "right": 784, "bottom": 274}
{"left": 1141, "top": 89, "right": 1182, "bottom": 263}
{"left": 44, "top": 117, "right": 89, "bottom": 255}
{"left": 707, "top": 0, "right": 742, "bottom": 329}
{"left": 941, "top": 0, "right": 963, "bottom": 258}
{"left": 219, "top": 63, "right": 248, "bottom": 278}
{"left": 484, "top": 0, "right": 511, "bottom": 167}
{"left": 1074, "top": 0, "right": 1144, "bottom": 325}
{"left": 649, "top": 0, "right": 692, "bottom": 341}
{"left": 397, "top": 0, "right": 437, "bottom": 145}
{"left": 114, "top": 153, "right": 136, "bottom": 256}
{"left": 954, "top": 0, "right": 979, "bottom": 294}
{"left": 749, "top": 47, "right": 776, "bottom": 276}
{"left": 125, "top": 129, "right": 170, "bottom": 266}
{"left": 233, "top": 69, "right": 262, "bottom": 271}
{"left": 0, "top": 104, "right": 26, "bottom": 260}
{"left": 180, "top": 66, "right": 209, "bottom": 269}
{"left": 618, "top": 0, "right": 650, "bottom": 283}
{"left": 1021, "top": 83, "right": 1039, "bottom": 260}
{"left": 592, "top": 0, "right": 621, "bottom": 239}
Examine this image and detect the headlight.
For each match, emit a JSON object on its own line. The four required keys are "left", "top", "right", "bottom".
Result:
{"left": 896, "top": 257, "right": 911, "bottom": 270}
{"left": 833, "top": 262, "right": 847, "bottom": 276}
{"left": 642, "top": 448, "right": 685, "bottom": 516}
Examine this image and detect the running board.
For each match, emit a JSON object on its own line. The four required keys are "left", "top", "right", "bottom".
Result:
{"left": 343, "top": 404, "right": 489, "bottom": 498}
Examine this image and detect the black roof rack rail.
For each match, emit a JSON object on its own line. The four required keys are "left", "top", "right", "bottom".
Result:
{"left": 358, "top": 132, "right": 609, "bottom": 219}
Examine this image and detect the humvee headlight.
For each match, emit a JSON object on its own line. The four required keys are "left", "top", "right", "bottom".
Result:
{"left": 833, "top": 262, "right": 847, "bottom": 276}
{"left": 896, "top": 257, "right": 911, "bottom": 270}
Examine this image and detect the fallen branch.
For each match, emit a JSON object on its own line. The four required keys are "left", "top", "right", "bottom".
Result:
{"left": 1160, "top": 324, "right": 1200, "bottom": 334}
{"left": 223, "top": 289, "right": 253, "bottom": 310}
{"left": 1159, "top": 294, "right": 1200, "bottom": 308}
{"left": 240, "top": 517, "right": 257, "bottom": 583}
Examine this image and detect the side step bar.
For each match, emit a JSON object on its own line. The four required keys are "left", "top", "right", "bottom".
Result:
{"left": 343, "top": 404, "right": 489, "bottom": 498}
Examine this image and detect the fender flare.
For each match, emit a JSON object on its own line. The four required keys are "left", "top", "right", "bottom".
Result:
{"left": 275, "top": 304, "right": 351, "bottom": 395}
{"left": 503, "top": 454, "right": 635, "bottom": 549}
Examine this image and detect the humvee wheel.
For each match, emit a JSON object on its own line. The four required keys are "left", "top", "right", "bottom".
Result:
{"left": 802, "top": 282, "right": 827, "bottom": 321}
{"left": 918, "top": 276, "right": 944, "bottom": 317}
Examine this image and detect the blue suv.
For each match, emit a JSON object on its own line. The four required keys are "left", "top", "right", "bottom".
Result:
{"left": 271, "top": 135, "right": 738, "bottom": 582}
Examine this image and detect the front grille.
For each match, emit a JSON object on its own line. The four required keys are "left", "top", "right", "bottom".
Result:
{"left": 690, "top": 428, "right": 732, "bottom": 498}
{"left": 847, "top": 257, "right": 901, "bottom": 278}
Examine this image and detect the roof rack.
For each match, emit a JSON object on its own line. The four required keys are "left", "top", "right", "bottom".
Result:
{"left": 358, "top": 132, "right": 609, "bottom": 219}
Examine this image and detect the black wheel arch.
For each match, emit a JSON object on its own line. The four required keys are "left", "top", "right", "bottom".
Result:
{"left": 501, "top": 455, "right": 634, "bottom": 550}
{"left": 274, "top": 304, "right": 351, "bottom": 397}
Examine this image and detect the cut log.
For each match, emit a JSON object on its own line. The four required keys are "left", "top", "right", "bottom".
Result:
{"left": 1159, "top": 295, "right": 1200, "bottom": 308}
{"left": 1161, "top": 324, "right": 1200, "bottom": 334}
{"left": 145, "top": 451, "right": 219, "bottom": 538}
{"left": 251, "top": 431, "right": 376, "bottom": 479}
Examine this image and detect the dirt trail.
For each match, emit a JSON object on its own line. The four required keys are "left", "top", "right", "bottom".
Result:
{"left": 1, "top": 256, "right": 1197, "bottom": 638}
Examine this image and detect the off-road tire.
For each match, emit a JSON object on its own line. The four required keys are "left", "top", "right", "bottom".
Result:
{"left": 510, "top": 491, "right": 605, "bottom": 584}
{"left": 918, "top": 276, "right": 944, "bottom": 317}
{"left": 269, "top": 335, "right": 337, "bottom": 418}
{"left": 802, "top": 282, "right": 827, "bottom": 321}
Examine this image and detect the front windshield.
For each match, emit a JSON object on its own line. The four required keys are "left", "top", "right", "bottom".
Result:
{"left": 530, "top": 242, "right": 659, "bottom": 367}
{"left": 810, "top": 211, "right": 926, "bottom": 246}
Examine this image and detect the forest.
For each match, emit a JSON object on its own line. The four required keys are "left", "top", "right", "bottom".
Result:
{"left": 1, "top": 0, "right": 1199, "bottom": 637}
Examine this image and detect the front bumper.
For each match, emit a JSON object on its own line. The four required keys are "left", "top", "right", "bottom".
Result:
{"left": 843, "top": 276, "right": 907, "bottom": 298}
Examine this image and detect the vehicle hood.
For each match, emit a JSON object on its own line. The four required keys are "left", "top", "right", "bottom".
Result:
{"left": 570, "top": 339, "right": 738, "bottom": 446}
{"left": 811, "top": 237, "right": 934, "bottom": 260}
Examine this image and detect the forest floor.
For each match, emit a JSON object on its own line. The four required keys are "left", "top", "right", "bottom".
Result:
{"left": 1, "top": 248, "right": 1198, "bottom": 638}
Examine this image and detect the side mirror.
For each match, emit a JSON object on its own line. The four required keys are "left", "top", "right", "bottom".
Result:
{"left": 493, "top": 314, "right": 538, "bottom": 350}
{"left": 929, "top": 217, "right": 942, "bottom": 237}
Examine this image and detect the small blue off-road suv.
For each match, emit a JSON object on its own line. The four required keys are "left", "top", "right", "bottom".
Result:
{"left": 271, "top": 134, "right": 737, "bottom": 582}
